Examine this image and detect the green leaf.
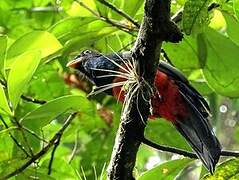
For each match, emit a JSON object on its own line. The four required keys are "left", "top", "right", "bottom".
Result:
{"left": 20, "top": 95, "right": 91, "bottom": 129}
{"left": 0, "top": 35, "right": 7, "bottom": 78}
{"left": 182, "top": 0, "right": 210, "bottom": 35}
{"left": 197, "top": 33, "right": 207, "bottom": 68}
{"left": 7, "top": 31, "right": 62, "bottom": 60}
{"left": 62, "top": 27, "right": 118, "bottom": 56}
{"left": 41, "top": 158, "right": 79, "bottom": 179}
{"left": 7, "top": 51, "right": 41, "bottom": 110}
{"left": 145, "top": 120, "right": 191, "bottom": 151}
{"left": 138, "top": 158, "right": 192, "bottom": 180}
{"left": 163, "top": 36, "right": 200, "bottom": 70}
{"left": 202, "top": 27, "right": 239, "bottom": 97}
{"left": 123, "top": 0, "right": 144, "bottom": 17}
{"left": 234, "top": 0, "right": 239, "bottom": 20}
{"left": 0, "top": 85, "right": 12, "bottom": 115}
{"left": 222, "top": 12, "right": 239, "bottom": 46}
{"left": 49, "top": 17, "right": 98, "bottom": 40}
{"left": 203, "top": 158, "right": 239, "bottom": 179}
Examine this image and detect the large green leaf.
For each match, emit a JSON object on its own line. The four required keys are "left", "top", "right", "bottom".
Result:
{"left": 138, "top": 158, "right": 192, "bottom": 180}
{"left": 0, "top": 35, "right": 7, "bottom": 78}
{"left": 123, "top": 0, "right": 144, "bottom": 18}
{"left": 203, "top": 158, "right": 239, "bottom": 179}
{"left": 202, "top": 27, "right": 239, "bottom": 97}
{"left": 7, "top": 51, "right": 41, "bottom": 110}
{"left": 162, "top": 36, "right": 200, "bottom": 70}
{"left": 41, "top": 158, "right": 79, "bottom": 179}
{"left": 234, "top": 0, "right": 239, "bottom": 20}
{"left": 49, "top": 17, "right": 98, "bottom": 39}
{"left": 0, "top": 85, "right": 12, "bottom": 115}
{"left": 62, "top": 27, "right": 118, "bottom": 56}
{"left": 20, "top": 95, "right": 92, "bottom": 129}
{"left": 222, "top": 12, "right": 239, "bottom": 46}
{"left": 145, "top": 120, "right": 191, "bottom": 151}
{"left": 7, "top": 31, "right": 62, "bottom": 60}
{"left": 182, "top": 0, "right": 210, "bottom": 35}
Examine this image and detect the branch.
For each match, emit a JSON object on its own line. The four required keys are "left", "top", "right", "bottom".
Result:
{"left": 48, "top": 135, "right": 61, "bottom": 175}
{"left": 1, "top": 113, "right": 77, "bottom": 180}
{"left": 142, "top": 137, "right": 197, "bottom": 158}
{"left": 21, "top": 95, "right": 47, "bottom": 105}
{"left": 0, "top": 78, "right": 47, "bottom": 105}
{"left": 11, "top": 6, "right": 63, "bottom": 13}
{"left": 107, "top": 0, "right": 183, "bottom": 179}
{"left": 96, "top": 0, "right": 140, "bottom": 28}
{"left": 142, "top": 137, "right": 239, "bottom": 159}
{"left": 75, "top": 0, "right": 137, "bottom": 36}
{"left": 0, "top": 115, "right": 31, "bottom": 157}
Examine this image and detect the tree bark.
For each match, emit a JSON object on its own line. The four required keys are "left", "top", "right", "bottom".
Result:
{"left": 107, "top": 0, "right": 183, "bottom": 179}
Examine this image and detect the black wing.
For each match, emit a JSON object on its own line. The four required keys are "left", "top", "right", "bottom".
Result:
{"left": 159, "top": 61, "right": 221, "bottom": 173}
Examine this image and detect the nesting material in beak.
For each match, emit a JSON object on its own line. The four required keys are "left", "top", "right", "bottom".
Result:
{"left": 66, "top": 57, "right": 82, "bottom": 68}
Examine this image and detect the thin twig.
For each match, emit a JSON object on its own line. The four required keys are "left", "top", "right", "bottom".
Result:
{"left": 21, "top": 95, "right": 47, "bottom": 105}
{"left": 142, "top": 137, "right": 239, "bottom": 158}
{"left": 119, "top": 40, "right": 135, "bottom": 52}
{"left": 75, "top": 0, "right": 137, "bottom": 36}
{"left": 68, "top": 131, "right": 79, "bottom": 164}
{"left": 221, "top": 150, "right": 239, "bottom": 157}
{"left": 11, "top": 6, "right": 64, "bottom": 12}
{"left": 22, "top": 126, "right": 48, "bottom": 143}
{"left": 48, "top": 135, "right": 61, "bottom": 175}
{"left": 12, "top": 117, "right": 34, "bottom": 156}
{"left": 96, "top": 0, "right": 140, "bottom": 28}
{"left": 0, "top": 78, "right": 46, "bottom": 105}
{"left": 161, "top": 49, "right": 174, "bottom": 66}
{"left": 1, "top": 112, "right": 77, "bottom": 180}
{"left": 142, "top": 137, "right": 197, "bottom": 158}
{"left": 0, "top": 115, "right": 31, "bottom": 157}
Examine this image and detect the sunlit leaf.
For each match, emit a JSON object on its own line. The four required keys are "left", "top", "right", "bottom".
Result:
{"left": 0, "top": 35, "right": 7, "bottom": 78}
{"left": 183, "top": 0, "right": 210, "bottom": 35}
{"left": 234, "top": 0, "right": 239, "bottom": 20}
{"left": 138, "top": 158, "right": 192, "bottom": 180}
{"left": 49, "top": 17, "right": 97, "bottom": 39}
{"left": 222, "top": 12, "right": 239, "bottom": 46}
{"left": 203, "top": 158, "right": 239, "bottom": 179}
{"left": 7, "top": 51, "right": 41, "bottom": 110}
{"left": 123, "top": 0, "right": 144, "bottom": 17}
{"left": 66, "top": 0, "right": 96, "bottom": 17}
{"left": 20, "top": 95, "right": 92, "bottom": 129}
{"left": 203, "top": 27, "right": 239, "bottom": 97}
{"left": 7, "top": 31, "right": 62, "bottom": 61}
{"left": 0, "top": 85, "right": 12, "bottom": 115}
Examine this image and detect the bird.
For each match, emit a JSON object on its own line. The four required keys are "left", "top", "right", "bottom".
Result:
{"left": 67, "top": 50, "right": 221, "bottom": 173}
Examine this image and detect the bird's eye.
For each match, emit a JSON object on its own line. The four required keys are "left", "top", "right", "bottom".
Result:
{"left": 83, "top": 50, "right": 92, "bottom": 55}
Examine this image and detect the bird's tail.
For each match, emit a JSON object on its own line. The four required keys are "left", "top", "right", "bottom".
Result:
{"left": 173, "top": 108, "right": 221, "bottom": 173}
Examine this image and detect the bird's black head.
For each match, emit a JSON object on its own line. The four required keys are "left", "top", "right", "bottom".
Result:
{"left": 67, "top": 50, "right": 100, "bottom": 77}
{"left": 67, "top": 50, "right": 128, "bottom": 88}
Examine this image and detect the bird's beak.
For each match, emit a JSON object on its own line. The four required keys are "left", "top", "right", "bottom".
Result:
{"left": 66, "top": 57, "right": 83, "bottom": 68}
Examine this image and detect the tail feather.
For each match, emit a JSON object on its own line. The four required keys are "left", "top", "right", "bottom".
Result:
{"left": 174, "top": 91, "right": 221, "bottom": 173}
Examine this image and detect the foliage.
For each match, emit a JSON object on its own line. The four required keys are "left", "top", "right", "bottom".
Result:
{"left": 0, "top": 0, "right": 238, "bottom": 179}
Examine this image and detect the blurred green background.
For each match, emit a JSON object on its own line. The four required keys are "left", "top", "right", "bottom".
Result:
{"left": 0, "top": 0, "right": 239, "bottom": 179}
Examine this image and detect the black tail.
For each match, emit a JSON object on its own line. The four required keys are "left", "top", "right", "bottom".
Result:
{"left": 159, "top": 61, "right": 221, "bottom": 173}
{"left": 173, "top": 96, "right": 221, "bottom": 173}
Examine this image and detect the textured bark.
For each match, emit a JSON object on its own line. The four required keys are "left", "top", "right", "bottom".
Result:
{"left": 107, "top": 0, "right": 183, "bottom": 179}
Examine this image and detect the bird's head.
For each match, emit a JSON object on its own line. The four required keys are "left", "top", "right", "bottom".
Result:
{"left": 67, "top": 50, "right": 131, "bottom": 94}
{"left": 67, "top": 50, "right": 101, "bottom": 79}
